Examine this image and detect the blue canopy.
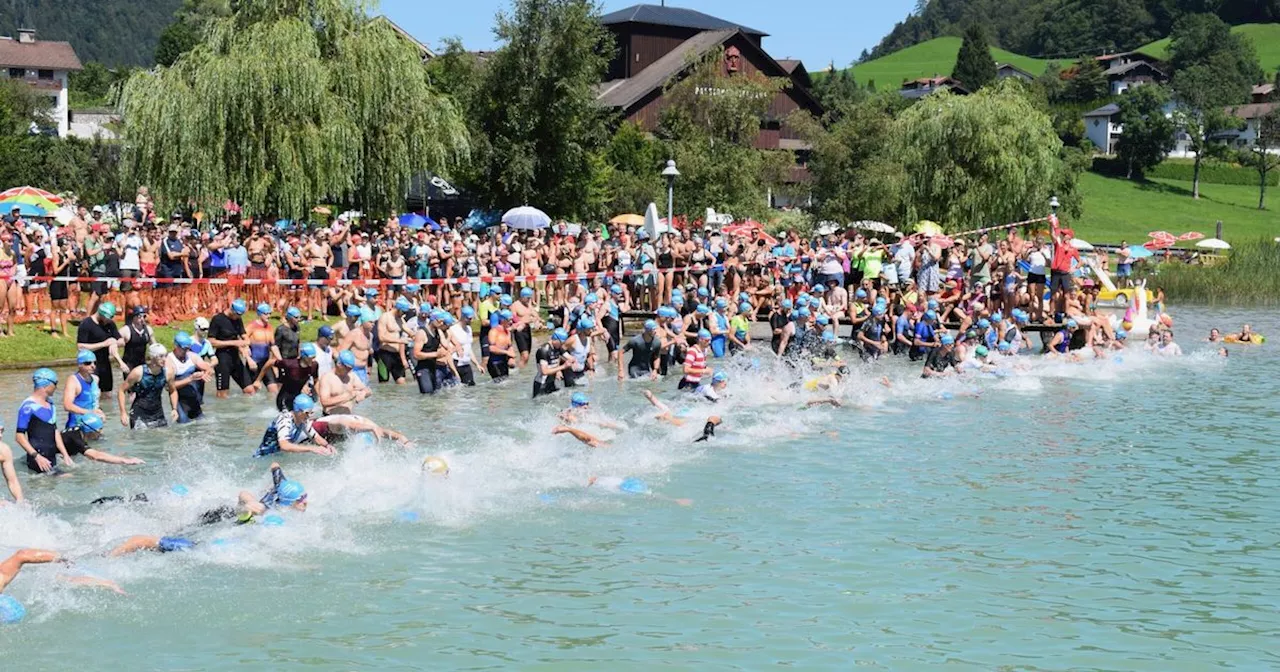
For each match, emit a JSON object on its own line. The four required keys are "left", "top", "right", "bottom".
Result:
{"left": 2, "top": 202, "right": 48, "bottom": 217}
{"left": 399, "top": 213, "right": 427, "bottom": 229}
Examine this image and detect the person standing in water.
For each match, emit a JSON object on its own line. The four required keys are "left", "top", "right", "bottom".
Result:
{"left": 165, "top": 332, "right": 212, "bottom": 423}
{"left": 246, "top": 303, "right": 278, "bottom": 395}
{"left": 63, "top": 350, "right": 105, "bottom": 431}
{"left": 316, "top": 350, "right": 371, "bottom": 416}
{"left": 15, "top": 368, "right": 73, "bottom": 473}
{"left": 273, "top": 342, "right": 320, "bottom": 411}
{"left": 208, "top": 298, "right": 254, "bottom": 398}
{"left": 121, "top": 343, "right": 179, "bottom": 428}
{"left": 486, "top": 309, "right": 516, "bottom": 382}
{"left": 511, "top": 289, "right": 539, "bottom": 368}
{"left": 118, "top": 306, "right": 154, "bottom": 379}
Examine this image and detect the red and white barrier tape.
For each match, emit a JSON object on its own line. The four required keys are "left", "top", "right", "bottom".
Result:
{"left": 953, "top": 216, "right": 1051, "bottom": 238}
{"left": 28, "top": 265, "right": 696, "bottom": 287}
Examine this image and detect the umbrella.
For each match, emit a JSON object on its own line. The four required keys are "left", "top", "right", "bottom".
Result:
{"left": 0, "top": 186, "right": 63, "bottom": 207}
{"left": 312, "top": 205, "right": 332, "bottom": 216}
{"left": 850, "top": 220, "right": 896, "bottom": 234}
{"left": 398, "top": 213, "right": 428, "bottom": 229}
{"left": 52, "top": 206, "right": 75, "bottom": 225}
{"left": 1144, "top": 238, "right": 1173, "bottom": 251}
{"left": 609, "top": 213, "right": 644, "bottom": 227}
{"left": 931, "top": 234, "right": 955, "bottom": 249}
{"left": 1148, "top": 230, "right": 1176, "bottom": 243}
{"left": 815, "top": 221, "right": 840, "bottom": 236}
{"left": 1127, "top": 245, "right": 1154, "bottom": 259}
{"left": 502, "top": 206, "right": 551, "bottom": 230}
{"left": 915, "top": 220, "right": 943, "bottom": 235}
{"left": 1177, "top": 231, "right": 1205, "bottom": 241}
{"left": 2, "top": 202, "right": 48, "bottom": 217}
{"left": 1196, "top": 238, "right": 1231, "bottom": 250}
{"left": 1070, "top": 238, "right": 1094, "bottom": 250}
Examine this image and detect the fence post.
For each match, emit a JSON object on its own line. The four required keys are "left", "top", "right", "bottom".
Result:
{"left": 1215, "top": 220, "right": 1223, "bottom": 240}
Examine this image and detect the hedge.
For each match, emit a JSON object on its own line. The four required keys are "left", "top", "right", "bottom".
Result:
{"left": 1090, "top": 157, "right": 1279, "bottom": 186}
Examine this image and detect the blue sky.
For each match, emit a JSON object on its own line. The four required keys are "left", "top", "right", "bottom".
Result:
{"left": 379, "top": 0, "right": 917, "bottom": 71}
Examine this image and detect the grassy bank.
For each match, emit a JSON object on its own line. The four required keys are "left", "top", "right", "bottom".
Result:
{"left": 1070, "top": 172, "right": 1276, "bottom": 244}
{"left": 1146, "top": 238, "right": 1280, "bottom": 305}
{"left": 1139, "top": 23, "right": 1280, "bottom": 76}
{"left": 839, "top": 36, "right": 1048, "bottom": 90}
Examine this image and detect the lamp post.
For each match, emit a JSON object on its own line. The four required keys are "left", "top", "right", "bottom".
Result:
{"left": 1049, "top": 195, "right": 1060, "bottom": 217}
{"left": 662, "top": 159, "right": 680, "bottom": 231}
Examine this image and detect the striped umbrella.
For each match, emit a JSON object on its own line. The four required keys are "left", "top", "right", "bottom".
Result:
{"left": 0, "top": 186, "right": 63, "bottom": 206}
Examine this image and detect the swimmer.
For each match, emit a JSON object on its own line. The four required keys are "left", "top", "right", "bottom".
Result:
{"left": 312, "top": 413, "right": 409, "bottom": 446}
{"left": 552, "top": 424, "right": 607, "bottom": 448}
{"left": 253, "top": 394, "right": 333, "bottom": 457}
{"left": 422, "top": 455, "right": 449, "bottom": 476}
{"left": 692, "top": 415, "right": 722, "bottom": 442}
{"left": 1155, "top": 329, "right": 1183, "bottom": 356}
{"left": 693, "top": 370, "right": 728, "bottom": 403}
{"left": 921, "top": 334, "right": 959, "bottom": 378}
{"left": 641, "top": 389, "right": 686, "bottom": 426}
{"left": 1, "top": 549, "right": 62, "bottom": 622}
{"left": 1235, "top": 324, "right": 1254, "bottom": 343}
{"left": 316, "top": 349, "right": 371, "bottom": 415}
{"left": 586, "top": 476, "right": 692, "bottom": 506}
{"left": 121, "top": 343, "right": 178, "bottom": 428}
{"left": 15, "top": 368, "right": 73, "bottom": 473}
{"left": 1207, "top": 328, "right": 1222, "bottom": 343}
{"left": 557, "top": 392, "right": 622, "bottom": 429}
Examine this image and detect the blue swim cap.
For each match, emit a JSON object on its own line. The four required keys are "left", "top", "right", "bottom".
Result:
{"left": 1066, "top": 319, "right": 1079, "bottom": 329}
{"left": 571, "top": 392, "right": 589, "bottom": 407}
{"left": 798, "top": 307, "right": 811, "bottom": 318}
{"left": 231, "top": 299, "right": 247, "bottom": 315}
{"left": 872, "top": 305, "right": 886, "bottom": 316}
{"left": 359, "top": 308, "right": 377, "bottom": 324}
{"left": 76, "top": 349, "right": 96, "bottom": 365}
{"left": 856, "top": 289, "right": 867, "bottom": 298}
{"left": 1115, "top": 329, "right": 1128, "bottom": 340}
{"left": 977, "top": 318, "right": 990, "bottom": 329}
{"left": 365, "top": 287, "right": 379, "bottom": 297}
{"left": 789, "top": 311, "right": 799, "bottom": 321}
{"left": 822, "top": 329, "right": 836, "bottom": 342}
{"left": 696, "top": 304, "right": 711, "bottom": 315}
{"left": 256, "top": 303, "right": 271, "bottom": 316}
{"left": 406, "top": 283, "right": 421, "bottom": 293}
{"left": 780, "top": 299, "right": 793, "bottom": 310}
{"left": 577, "top": 317, "right": 595, "bottom": 330}
{"left": 500, "top": 294, "right": 513, "bottom": 306}
{"left": 672, "top": 295, "right": 684, "bottom": 305}
{"left": 939, "top": 391, "right": 955, "bottom": 400}
{"left": 739, "top": 292, "right": 750, "bottom": 302}
{"left": 173, "top": 331, "right": 194, "bottom": 350}
{"left": 78, "top": 413, "right": 105, "bottom": 433}
{"left": 429, "top": 309, "right": 448, "bottom": 322}
{"left": 817, "top": 314, "right": 830, "bottom": 325}
{"left": 345, "top": 304, "right": 362, "bottom": 317}
{"left": 811, "top": 284, "right": 825, "bottom": 293}
{"left": 461, "top": 305, "right": 475, "bottom": 319}
{"left": 697, "top": 287, "right": 709, "bottom": 298}
{"left": 395, "top": 297, "right": 412, "bottom": 312}
{"left": 520, "top": 287, "right": 534, "bottom": 299}
{"left": 286, "top": 307, "right": 302, "bottom": 319}
{"left": 925, "top": 309, "right": 937, "bottom": 321}
{"left": 1016, "top": 312, "right": 1030, "bottom": 323}
{"left": 941, "top": 334, "right": 955, "bottom": 345}
{"left": 697, "top": 328, "right": 711, "bottom": 340}
{"left": 318, "top": 325, "right": 334, "bottom": 338}
{"left": 672, "top": 288, "right": 684, "bottom": 297}
{"left": 338, "top": 350, "right": 357, "bottom": 368}
{"left": 928, "top": 299, "right": 939, "bottom": 309}
{"left": 293, "top": 394, "right": 316, "bottom": 413}
{"left": 442, "top": 315, "right": 456, "bottom": 326}
{"left": 158, "top": 536, "right": 196, "bottom": 552}
{"left": 610, "top": 284, "right": 623, "bottom": 295}
{"left": 998, "top": 341, "right": 1012, "bottom": 351}
{"left": 619, "top": 477, "right": 650, "bottom": 495}
{"left": 32, "top": 367, "right": 57, "bottom": 388}
{"left": 739, "top": 302, "right": 752, "bottom": 313}
{"left": 275, "top": 479, "right": 306, "bottom": 505}
{"left": 796, "top": 297, "right": 809, "bottom": 308}
{"left": 299, "top": 343, "right": 317, "bottom": 358}
{"left": 499, "top": 309, "right": 513, "bottom": 322}
{"left": 170, "top": 484, "right": 190, "bottom": 496}
{"left": 0, "top": 595, "right": 26, "bottom": 624}
{"left": 643, "top": 319, "right": 658, "bottom": 332}
{"left": 991, "top": 311, "right": 1004, "bottom": 322}
{"left": 715, "top": 298, "right": 728, "bottom": 309}
{"left": 712, "top": 371, "right": 728, "bottom": 384}
{"left": 552, "top": 329, "right": 568, "bottom": 342}
{"left": 584, "top": 294, "right": 598, "bottom": 305}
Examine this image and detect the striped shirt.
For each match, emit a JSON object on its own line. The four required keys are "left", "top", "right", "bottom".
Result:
{"left": 682, "top": 346, "right": 707, "bottom": 383}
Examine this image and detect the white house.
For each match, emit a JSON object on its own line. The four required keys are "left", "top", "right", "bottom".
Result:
{"left": 1219, "top": 102, "right": 1279, "bottom": 150}
{"left": 1083, "top": 100, "right": 1193, "bottom": 157}
{"left": 0, "top": 29, "right": 82, "bottom": 137}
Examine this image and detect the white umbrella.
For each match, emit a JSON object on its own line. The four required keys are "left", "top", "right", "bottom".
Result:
{"left": 52, "top": 206, "right": 76, "bottom": 226}
{"left": 816, "top": 221, "right": 840, "bottom": 236}
{"left": 1070, "top": 238, "right": 1093, "bottom": 250}
{"left": 850, "top": 220, "right": 896, "bottom": 234}
{"left": 502, "top": 205, "right": 551, "bottom": 230}
{"left": 1196, "top": 238, "right": 1231, "bottom": 250}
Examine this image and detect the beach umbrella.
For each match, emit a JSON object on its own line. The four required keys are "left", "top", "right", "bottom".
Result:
{"left": 398, "top": 213, "right": 427, "bottom": 229}
{"left": 815, "top": 221, "right": 840, "bottom": 236}
{"left": 51, "top": 206, "right": 76, "bottom": 225}
{"left": 915, "top": 220, "right": 943, "bottom": 235}
{"left": 0, "top": 186, "right": 63, "bottom": 207}
{"left": 931, "top": 234, "right": 955, "bottom": 249}
{"left": 609, "top": 213, "right": 644, "bottom": 226}
{"left": 1196, "top": 238, "right": 1231, "bottom": 250}
{"left": 502, "top": 206, "right": 551, "bottom": 230}
{"left": 1177, "top": 231, "right": 1205, "bottom": 241}
{"left": 1144, "top": 238, "right": 1173, "bottom": 251}
{"left": 2, "top": 202, "right": 48, "bottom": 217}
{"left": 1127, "top": 245, "right": 1154, "bottom": 259}
{"left": 1070, "top": 238, "right": 1094, "bottom": 250}
{"left": 312, "top": 205, "right": 332, "bottom": 216}
{"left": 850, "top": 220, "right": 897, "bottom": 234}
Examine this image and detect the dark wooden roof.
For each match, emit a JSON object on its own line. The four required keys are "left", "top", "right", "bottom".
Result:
{"left": 0, "top": 36, "right": 81, "bottom": 70}
{"left": 600, "top": 4, "right": 767, "bottom": 37}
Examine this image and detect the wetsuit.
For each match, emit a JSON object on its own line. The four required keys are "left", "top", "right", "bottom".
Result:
{"left": 1052, "top": 329, "right": 1071, "bottom": 354}
{"left": 769, "top": 310, "right": 788, "bottom": 355}
{"left": 623, "top": 333, "right": 662, "bottom": 378}
{"left": 66, "top": 371, "right": 101, "bottom": 429}
{"left": 16, "top": 397, "right": 60, "bottom": 473}
{"left": 254, "top": 411, "right": 317, "bottom": 457}
{"left": 858, "top": 319, "right": 886, "bottom": 360}
{"left": 208, "top": 312, "right": 251, "bottom": 391}
{"left": 76, "top": 317, "right": 121, "bottom": 394}
{"left": 168, "top": 351, "right": 204, "bottom": 422}
{"left": 414, "top": 326, "right": 450, "bottom": 394}
{"left": 532, "top": 343, "right": 563, "bottom": 398}
{"left": 274, "top": 358, "right": 318, "bottom": 411}
{"left": 910, "top": 322, "right": 936, "bottom": 361}
{"left": 121, "top": 324, "right": 152, "bottom": 374}
{"left": 602, "top": 302, "right": 622, "bottom": 354}
{"left": 923, "top": 347, "right": 957, "bottom": 375}
{"left": 129, "top": 367, "right": 169, "bottom": 429}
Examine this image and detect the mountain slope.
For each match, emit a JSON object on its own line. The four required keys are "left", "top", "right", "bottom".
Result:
{"left": 1138, "top": 23, "right": 1280, "bottom": 75}
{"left": 0, "top": 0, "right": 180, "bottom": 66}
{"left": 839, "top": 37, "right": 1048, "bottom": 91}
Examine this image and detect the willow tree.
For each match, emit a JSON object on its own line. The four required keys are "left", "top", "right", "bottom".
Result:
{"left": 120, "top": 0, "right": 469, "bottom": 218}
{"left": 891, "top": 80, "right": 1081, "bottom": 230}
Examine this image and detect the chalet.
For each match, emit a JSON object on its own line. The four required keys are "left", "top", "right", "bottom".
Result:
{"left": 1220, "top": 102, "right": 1279, "bottom": 149}
{"left": 594, "top": 4, "right": 823, "bottom": 189}
{"left": 1095, "top": 51, "right": 1167, "bottom": 95}
{"left": 897, "top": 76, "right": 970, "bottom": 100}
{"left": 995, "top": 63, "right": 1034, "bottom": 82}
{"left": 0, "top": 29, "right": 81, "bottom": 137}
{"left": 1252, "top": 83, "right": 1276, "bottom": 104}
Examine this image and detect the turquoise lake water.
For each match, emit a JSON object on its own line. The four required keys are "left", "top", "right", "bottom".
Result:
{"left": 1, "top": 306, "right": 1277, "bottom": 670}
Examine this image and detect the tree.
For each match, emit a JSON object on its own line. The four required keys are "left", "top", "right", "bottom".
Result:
{"left": 815, "top": 69, "right": 865, "bottom": 118}
{"left": 155, "top": 0, "right": 232, "bottom": 67}
{"left": 602, "top": 121, "right": 663, "bottom": 216}
{"left": 891, "top": 80, "right": 1083, "bottom": 229}
{"left": 465, "top": 0, "right": 613, "bottom": 219}
{"left": 951, "top": 24, "right": 997, "bottom": 91}
{"left": 1243, "top": 107, "right": 1280, "bottom": 209}
{"left": 0, "top": 78, "right": 52, "bottom": 135}
{"left": 1066, "top": 56, "right": 1108, "bottom": 104}
{"left": 1168, "top": 13, "right": 1263, "bottom": 197}
{"left": 119, "top": 0, "right": 468, "bottom": 218}
{"left": 1115, "top": 84, "right": 1177, "bottom": 178}
{"left": 794, "top": 93, "right": 906, "bottom": 223}
{"left": 1033, "top": 61, "right": 1067, "bottom": 104}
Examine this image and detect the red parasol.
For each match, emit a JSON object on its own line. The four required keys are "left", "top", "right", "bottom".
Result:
{"left": 1144, "top": 238, "right": 1174, "bottom": 250}
{"left": 1148, "top": 230, "right": 1175, "bottom": 242}
{"left": 931, "top": 234, "right": 955, "bottom": 249}
{"left": 1177, "top": 231, "right": 1205, "bottom": 241}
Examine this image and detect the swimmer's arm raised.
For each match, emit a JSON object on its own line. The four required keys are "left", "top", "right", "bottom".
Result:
{"left": 552, "top": 425, "right": 604, "bottom": 448}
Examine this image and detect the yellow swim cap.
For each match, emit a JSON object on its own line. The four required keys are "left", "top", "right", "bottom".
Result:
{"left": 422, "top": 456, "right": 449, "bottom": 475}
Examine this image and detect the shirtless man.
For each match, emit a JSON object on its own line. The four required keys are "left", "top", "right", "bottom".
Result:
{"left": 338, "top": 309, "right": 375, "bottom": 386}
{"left": 315, "top": 350, "right": 371, "bottom": 416}
{"left": 304, "top": 234, "right": 331, "bottom": 320}
{"left": 511, "top": 287, "right": 541, "bottom": 367}
{"left": 376, "top": 298, "right": 412, "bottom": 384}
{"left": 486, "top": 309, "right": 516, "bottom": 382}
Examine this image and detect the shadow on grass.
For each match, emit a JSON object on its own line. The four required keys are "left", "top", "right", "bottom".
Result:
{"left": 1133, "top": 178, "right": 1264, "bottom": 212}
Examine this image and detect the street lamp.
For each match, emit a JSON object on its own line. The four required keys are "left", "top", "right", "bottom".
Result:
{"left": 662, "top": 159, "right": 680, "bottom": 231}
{"left": 1049, "top": 195, "right": 1060, "bottom": 216}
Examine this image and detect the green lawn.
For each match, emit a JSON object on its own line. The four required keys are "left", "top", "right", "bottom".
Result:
{"left": 838, "top": 37, "right": 1048, "bottom": 91}
{"left": 1069, "top": 171, "right": 1277, "bottom": 244}
{"left": 1138, "top": 23, "right": 1280, "bottom": 76}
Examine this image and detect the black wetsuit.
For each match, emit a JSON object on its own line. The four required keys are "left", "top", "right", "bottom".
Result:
{"left": 129, "top": 366, "right": 169, "bottom": 428}
{"left": 623, "top": 333, "right": 662, "bottom": 378}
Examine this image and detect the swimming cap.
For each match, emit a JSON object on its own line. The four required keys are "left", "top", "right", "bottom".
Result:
{"left": 928, "top": 299, "right": 939, "bottom": 309}
{"left": 925, "top": 310, "right": 937, "bottom": 321}
{"left": 0, "top": 595, "right": 26, "bottom": 624}
{"left": 360, "top": 308, "right": 377, "bottom": 324}
{"left": 698, "top": 329, "right": 711, "bottom": 340}
{"left": 170, "top": 484, "right": 189, "bottom": 496}
{"left": 739, "top": 292, "right": 750, "bottom": 302}
{"left": 286, "top": 307, "right": 302, "bottom": 319}
{"left": 796, "top": 297, "right": 809, "bottom": 308}
{"left": 1115, "top": 329, "right": 1128, "bottom": 340}
{"left": 571, "top": 392, "right": 589, "bottom": 407}
{"left": 293, "top": 395, "right": 316, "bottom": 413}
{"left": 712, "top": 371, "right": 728, "bottom": 384}
{"left": 821, "top": 329, "right": 836, "bottom": 342}
{"left": 231, "top": 299, "right": 247, "bottom": 314}
{"left": 76, "top": 349, "right": 96, "bottom": 365}
{"left": 991, "top": 311, "right": 1004, "bottom": 322}
{"left": 643, "top": 319, "right": 658, "bottom": 332}
{"left": 498, "top": 309, "right": 513, "bottom": 322}
{"left": 965, "top": 329, "right": 978, "bottom": 340}
{"left": 584, "top": 294, "right": 598, "bottom": 305}
{"left": 299, "top": 343, "right": 317, "bottom": 358}
{"left": 173, "top": 331, "right": 194, "bottom": 350}
{"left": 337, "top": 350, "right": 357, "bottom": 368}
{"left": 696, "top": 304, "right": 711, "bottom": 315}
{"left": 406, "top": 283, "right": 421, "bottom": 293}
{"left": 817, "top": 315, "right": 830, "bottom": 325}
{"left": 345, "top": 304, "right": 361, "bottom": 317}
{"left": 798, "top": 308, "right": 811, "bottom": 318}
{"left": 811, "top": 284, "right": 825, "bottom": 293}
{"left": 610, "top": 284, "right": 623, "bottom": 295}
{"left": 998, "top": 341, "right": 1012, "bottom": 351}
{"left": 148, "top": 343, "right": 168, "bottom": 360}
{"left": 422, "top": 455, "right": 449, "bottom": 475}
{"left": 1066, "top": 319, "right": 1078, "bottom": 329}
{"left": 256, "top": 303, "right": 271, "bottom": 315}
{"left": 461, "top": 305, "right": 475, "bottom": 319}
{"left": 577, "top": 317, "right": 595, "bottom": 330}
{"left": 520, "top": 287, "right": 534, "bottom": 299}
{"left": 619, "top": 477, "right": 650, "bottom": 495}
{"left": 365, "top": 287, "right": 379, "bottom": 297}
{"left": 33, "top": 367, "right": 58, "bottom": 388}
{"left": 552, "top": 329, "right": 568, "bottom": 342}
{"left": 1015, "top": 312, "right": 1030, "bottom": 323}
{"left": 261, "top": 515, "right": 285, "bottom": 527}
{"left": 739, "top": 302, "right": 752, "bottom": 313}
{"left": 715, "top": 298, "right": 728, "bottom": 309}
{"left": 78, "top": 413, "right": 105, "bottom": 433}
{"left": 977, "top": 318, "right": 990, "bottom": 329}
{"left": 672, "top": 288, "right": 684, "bottom": 298}
{"left": 780, "top": 299, "right": 793, "bottom": 310}
{"left": 275, "top": 479, "right": 306, "bottom": 505}
{"left": 697, "top": 287, "right": 709, "bottom": 298}
{"left": 318, "top": 325, "right": 334, "bottom": 339}
{"left": 430, "top": 309, "right": 448, "bottom": 322}
{"left": 395, "top": 297, "right": 412, "bottom": 312}
{"left": 672, "top": 295, "right": 684, "bottom": 305}
{"left": 657, "top": 307, "right": 674, "bottom": 319}
{"left": 872, "top": 305, "right": 886, "bottom": 316}
{"left": 98, "top": 302, "right": 117, "bottom": 319}
{"left": 940, "top": 334, "right": 955, "bottom": 345}
{"left": 975, "top": 345, "right": 989, "bottom": 357}
{"left": 442, "top": 315, "right": 456, "bottom": 326}
{"left": 500, "top": 294, "right": 514, "bottom": 306}
{"left": 856, "top": 289, "right": 867, "bottom": 298}
{"left": 789, "top": 311, "right": 799, "bottom": 321}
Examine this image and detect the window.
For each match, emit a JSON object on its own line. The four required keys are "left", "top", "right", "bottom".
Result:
{"left": 37, "top": 69, "right": 53, "bottom": 80}
{"left": 7, "top": 68, "right": 24, "bottom": 78}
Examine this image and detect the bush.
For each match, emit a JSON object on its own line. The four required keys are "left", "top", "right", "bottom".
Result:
{"left": 765, "top": 209, "right": 814, "bottom": 239}
{"left": 1091, "top": 157, "right": 1279, "bottom": 185}
{"left": 1149, "top": 238, "right": 1280, "bottom": 306}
